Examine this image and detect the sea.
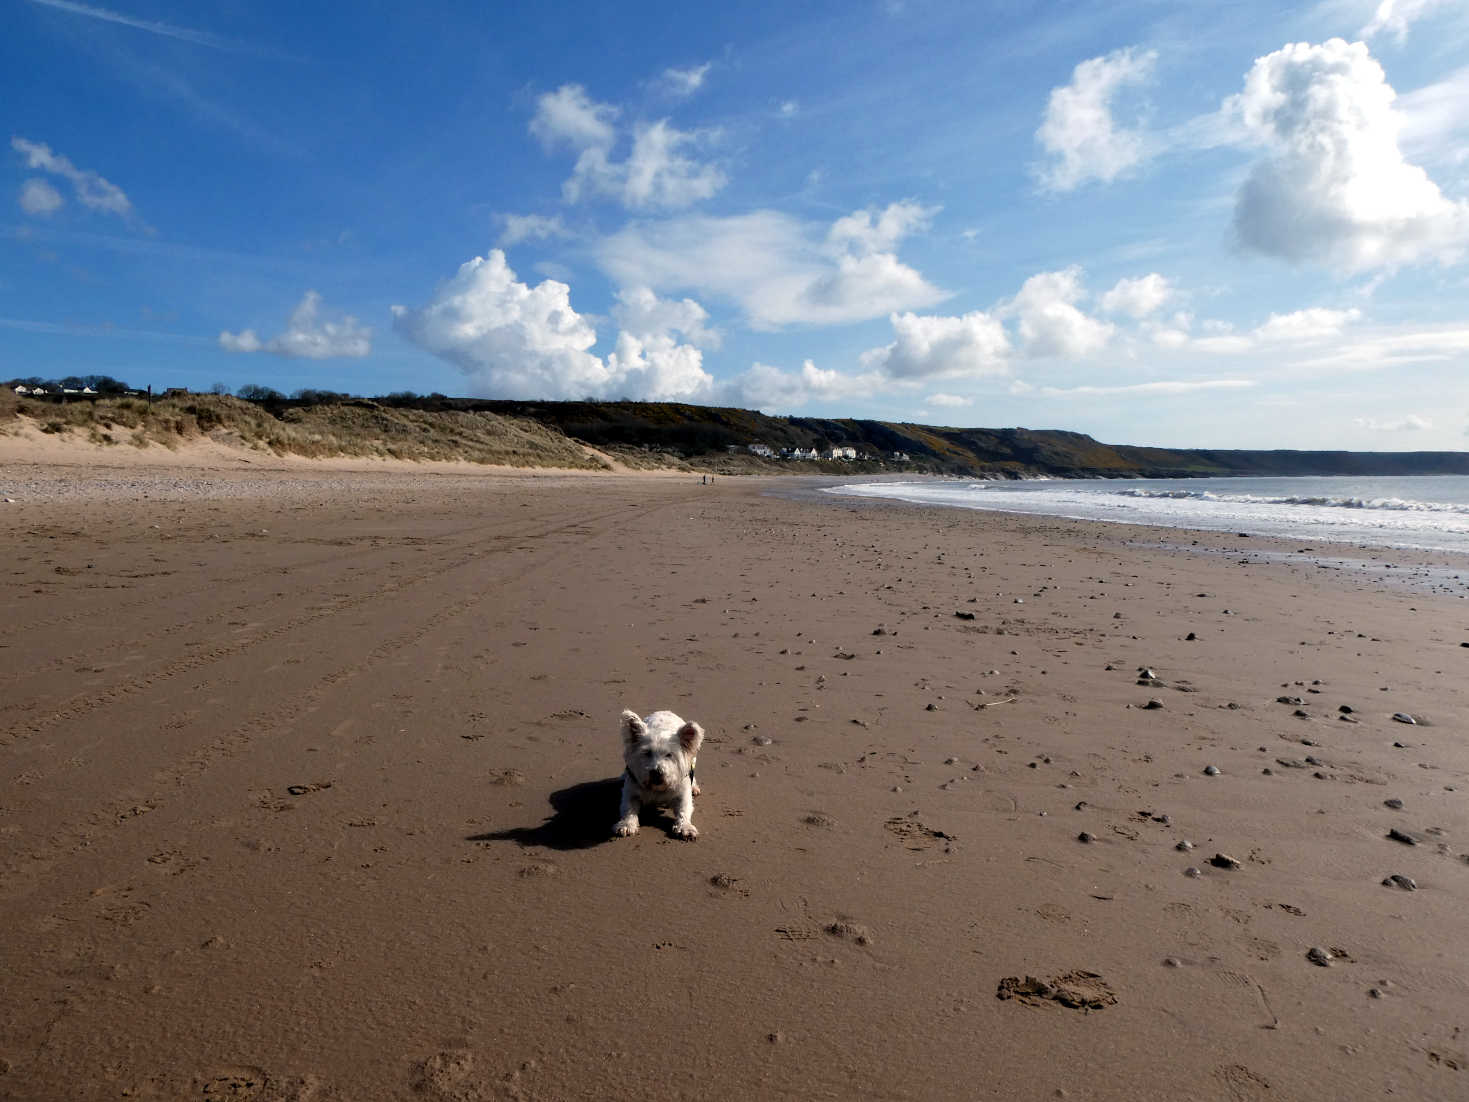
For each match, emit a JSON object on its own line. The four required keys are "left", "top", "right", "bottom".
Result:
{"left": 827, "top": 475, "right": 1469, "bottom": 555}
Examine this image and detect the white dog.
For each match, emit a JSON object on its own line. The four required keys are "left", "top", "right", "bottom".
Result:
{"left": 614, "top": 709, "right": 703, "bottom": 840}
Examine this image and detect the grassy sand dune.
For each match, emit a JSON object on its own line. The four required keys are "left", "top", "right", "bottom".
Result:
{"left": 0, "top": 391, "right": 608, "bottom": 470}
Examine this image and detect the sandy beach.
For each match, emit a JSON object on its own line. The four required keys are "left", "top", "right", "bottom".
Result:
{"left": 3, "top": 449, "right": 1469, "bottom": 1101}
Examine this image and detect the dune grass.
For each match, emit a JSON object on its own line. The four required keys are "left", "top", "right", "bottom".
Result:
{"left": 0, "top": 392, "right": 609, "bottom": 469}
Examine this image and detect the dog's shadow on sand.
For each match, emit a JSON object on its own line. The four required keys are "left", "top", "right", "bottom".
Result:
{"left": 466, "top": 776, "right": 629, "bottom": 851}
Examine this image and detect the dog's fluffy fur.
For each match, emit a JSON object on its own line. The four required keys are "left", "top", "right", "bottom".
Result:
{"left": 614, "top": 709, "right": 703, "bottom": 840}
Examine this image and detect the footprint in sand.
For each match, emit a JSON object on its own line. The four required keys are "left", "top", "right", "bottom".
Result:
{"left": 1215, "top": 1064, "right": 1272, "bottom": 1101}
{"left": 996, "top": 970, "right": 1116, "bottom": 1010}
{"left": 412, "top": 1049, "right": 487, "bottom": 1101}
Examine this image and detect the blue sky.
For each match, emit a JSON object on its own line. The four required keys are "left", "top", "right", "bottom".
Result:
{"left": 5, "top": 0, "right": 1469, "bottom": 449}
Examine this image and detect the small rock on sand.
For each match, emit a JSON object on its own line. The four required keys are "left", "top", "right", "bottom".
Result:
{"left": 1176, "top": 840, "right": 1194, "bottom": 851}
{"left": 1392, "top": 713, "right": 1417, "bottom": 725}
{"left": 1209, "top": 853, "right": 1242, "bottom": 869}
{"left": 1143, "top": 699, "right": 1164, "bottom": 710}
{"left": 1384, "top": 798, "right": 1404, "bottom": 810}
{"left": 1077, "top": 831, "right": 1095, "bottom": 843}
{"left": 1382, "top": 874, "right": 1417, "bottom": 891}
{"left": 1387, "top": 828, "right": 1418, "bottom": 845}
{"left": 1203, "top": 765, "right": 1220, "bottom": 776}
{"left": 1184, "top": 866, "right": 1202, "bottom": 878}
{"left": 1307, "top": 946, "right": 1333, "bottom": 967}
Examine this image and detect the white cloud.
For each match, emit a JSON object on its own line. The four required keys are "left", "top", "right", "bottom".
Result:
{"left": 18, "top": 178, "right": 63, "bottom": 215}
{"left": 1360, "top": 0, "right": 1451, "bottom": 42}
{"left": 1253, "top": 306, "right": 1362, "bottom": 341}
{"left": 528, "top": 84, "right": 724, "bottom": 210}
{"left": 497, "top": 213, "right": 569, "bottom": 248}
{"left": 723, "top": 360, "right": 884, "bottom": 412}
{"left": 11, "top": 136, "right": 135, "bottom": 220}
{"left": 617, "top": 120, "right": 725, "bottom": 208}
{"left": 828, "top": 200, "right": 938, "bottom": 254}
{"left": 1354, "top": 413, "right": 1431, "bottom": 430}
{"left": 778, "top": 100, "right": 799, "bottom": 118}
{"left": 1099, "top": 273, "right": 1173, "bottom": 318}
{"left": 218, "top": 329, "right": 262, "bottom": 353}
{"left": 529, "top": 84, "right": 618, "bottom": 152}
{"left": 1228, "top": 38, "right": 1469, "bottom": 271}
{"left": 1032, "top": 379, "right": 1256, "bottom": 397}
{"left": 392, "top": 250, "right": 711, "bottom": 401}
{"left": 999, "top": 267, "right": 1114, "bottom": 358}
{"left": 1035, "top": 47, "right": 1157, "bottom": 191}
{"left": 598, "top": 204, "right": 946, "bottom": 328}
{"left": 860, "top": 310, "right": 1010, "bottom": 379}
{"left": 1192, "top": 334, "right": 1256, "bottom": 355}
{"left": 611, "top": 285, "right": 719, "bottom": 348}
{"left": 659, "top": 63, "right": 711, "bottom": 97}
{"left": 220, "top": 291, "right": 371, "bottom": 359}
{"left": 927, "top": 393, "right": 973, "bottom": 407}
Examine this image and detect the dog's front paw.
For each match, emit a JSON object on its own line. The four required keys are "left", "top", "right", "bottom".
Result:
{"left": 670, "top": 821, "right": 699, "bottom": 841}
{"left": 614, "top": 816, "right": 640, "bottom": 837}
{"left": 691, "top": 782, "right": 702, "bottom": 798}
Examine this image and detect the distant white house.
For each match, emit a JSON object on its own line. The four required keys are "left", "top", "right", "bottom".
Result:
{"left": 13, "top": 385, "right": 30, "bottom": 395}
{"left": 891, "top": 451, "right": 911, "bottom": 462}
{"left": 828, "top": 445, "right": 857, "bottom": 460}
{"left": 747, "top": 443, "right": 775, "bottom": 458}
{"left": 791, "top": 447, "right": 819, "bottom": 460}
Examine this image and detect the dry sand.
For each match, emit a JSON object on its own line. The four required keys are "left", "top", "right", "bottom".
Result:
{"left": 3, "top": 448, "right": 1469, "bottom": 1100}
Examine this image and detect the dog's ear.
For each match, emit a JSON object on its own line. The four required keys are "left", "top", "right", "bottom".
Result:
{"left": 677, "top": 720, "right": 704, "bottom": 756}
{"left": 621, "top": 710, "right": 648, "bottom": 744}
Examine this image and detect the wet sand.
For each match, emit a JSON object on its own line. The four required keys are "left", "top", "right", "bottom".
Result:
{"left": 3, "top": 452, "right": 1468, "bottom": 1100}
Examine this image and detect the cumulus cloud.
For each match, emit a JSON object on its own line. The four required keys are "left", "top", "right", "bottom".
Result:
{"left": 529, "top": 84, "right": 618, "bottom": 152}
{"left": 18, "top": 178, "right": 63, "bottom": 215}
{"left": 219, "top": 291, "right": 371, "bottom": 359}
{"left": 1354, "top": 413, "right": 1431, "bottom": 430}
{"left": 859, "top": 310, "right": 1010, "bottom": 379}
{"left": 529, "top": 84, "right": 724, "bottom": 210}
{"left": 497, "top": 213, "right": 570, "bottom": 248}
{"left": 612, "top": 285, "right": 719, "bottom": 348}
{"left": 1035, "top": 47, "right": 1157, "bottom": 191}
{"left": 598, "top": 203, "right": 946, "bottom": 328}
{"left": 722, "top": 360, "right": 884, "bottom": 412}
{"left": 1099, "top": 273, "right": 1172, "bottom": 318}
{"left": 392, "top": 250, "right": 712, "bottom": 400}
{"left": 927, "top": 393, "right": 972, "bottom": 407}
{"left": 1360, "top": 0, "right": 1451, "bottom": 42}
{"left": 999, "top": 267, "right": 1114, "bottom": 358}
{"left": 1253, "top": 307, "right": 1361, "bottom": 342}
{"left": 11, "top": 136, "right": 137, "bottom": 221}
{"left": 1228, "top": 38, "right": 1469, "bottom": 271}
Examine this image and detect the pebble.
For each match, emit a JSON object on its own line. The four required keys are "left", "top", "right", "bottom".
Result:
{"left": 1175, "top": 840, "right": 1194, "bottom": 851}
{"left": 1203, "top": 765, "right": 1220, "bottom": 776}
{"left": 1392, "top": 713, "right": 1417, "bottom": 725}
{"left": 1184, "top": 866, "right": 1202, "bottom": 878}
{"left": 1139, "top": 668, "right": 1157, "bottom": 680}
{"left": 1339, "top": 704, "right": 1354, "bottom": 714}
{"left": 1185, "top": 632, "right": 1197, "bottom": 641}
{"left": 1077, "top": 831, "right": 1094, "bottom": 843}
{"left": 1387, "top": 828, "right": 1418, "bottom": 845}
{"left": 1163, "top": 957, "right": 1181, "bottom": 968}
{"left": 752, "top": 735, "right": 773, "bottom": 746}
{"left": 1384, "top": 798, "right": 1404, "bottom": 810}
{"left": 1143, "top": 699, "right": 1164, "bottom": 710}
{"left": 1209, "top": 853, "right": 1242, "bottom": 870}
{"left": 1382, "top": 874, "right": 1417, "bottom": 891}
{"left": 1307, "top": 946, "right": 1333, "bottom": 967}
{"left": 1368, "top": 987, "right": 1383, "bottom": 999}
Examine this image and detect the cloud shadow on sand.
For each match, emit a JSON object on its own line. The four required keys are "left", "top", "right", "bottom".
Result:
{"left": 467, "top": 775, "right": 625, "bottom": 851}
